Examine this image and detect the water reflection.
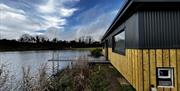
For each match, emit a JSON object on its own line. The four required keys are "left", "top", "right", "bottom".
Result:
{"left": 0, "top": 50, "right": 105, "bottom": 79}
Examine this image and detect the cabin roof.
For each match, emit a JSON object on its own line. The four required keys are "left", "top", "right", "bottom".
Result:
{"left": 101, "top": 0, "right": 180, "bottom": 41}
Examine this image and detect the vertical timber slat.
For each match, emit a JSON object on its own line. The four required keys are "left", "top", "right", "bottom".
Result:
{"left": 156, "top": 49, "right": 163, "bottom": 91}
{"left": 170, "top": 49, "right": 177, "bottom": 91}
{"left": 135, "top": 50, "right": 139, "bottom": 90}
{"left": 132, "top": 49, "right": 134, "bottom": 88}
{"left": 143, "top": 50, "right": 150, "bottom": 91}
{"left": 163, "top": 50, "right": 171, "bottom": 91}
{"left": 150, "top": 50, "right": 156, "bottom": 87}
{"left": 177, "top": 49, "right": 180, "bottom": 91}
{"left": 138, "top": 50, "right": 143, "bottom": 91}
{"left": 129, "top": 49, "right": 133, "bottom": 84}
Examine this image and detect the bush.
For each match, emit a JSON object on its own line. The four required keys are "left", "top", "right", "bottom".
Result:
{"left": 90, "top": 49, "right": 102, "bottom": 57}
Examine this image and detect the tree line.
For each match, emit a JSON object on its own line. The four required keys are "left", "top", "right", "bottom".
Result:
{"left": 0, "top": 34, "right": 102, "bottom": 51}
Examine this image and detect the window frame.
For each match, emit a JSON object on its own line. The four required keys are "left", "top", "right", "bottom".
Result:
{"left": 112, "top": 29, "right": 125, "bottom": 55}
{"left": 156, "top": 67, "right": 174, "bottom": 88}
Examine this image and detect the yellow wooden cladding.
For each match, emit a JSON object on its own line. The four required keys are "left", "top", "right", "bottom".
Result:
{"left": 170, "top": 50, "right": 177, "bottom": 91}
{"left": 107, "top": 48, "right": 180, "bottom": 91}
{"left": 143, "top": 50, "right": 150, "bottom": 91}
{"left": 163, "top": 50, "right": 171, "bottom": 91}
{"left": 177, "top": 50, "right": 180, "bottom": 91}
{"left": 138, "top": 50, "right": 143, "bottom": 91}
{"left": 150, "top": 50, "right": 156, "bottom": 87}
{"left": 156, "top": 50, "right": 164, "bottom": 91}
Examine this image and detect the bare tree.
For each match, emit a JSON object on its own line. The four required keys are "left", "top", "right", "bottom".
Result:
{"left": 52, "top": 38, "right": 58, "bottom": 43}
{"left": 18, "top": 34, "right": 34, "bottom": 43}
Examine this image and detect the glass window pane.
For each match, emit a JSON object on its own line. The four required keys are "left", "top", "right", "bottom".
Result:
{"left": 113, "top": 31, "right": 125, "bottom": 53}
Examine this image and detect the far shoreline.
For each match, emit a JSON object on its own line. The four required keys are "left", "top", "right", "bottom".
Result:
{"left": 0, "top": 47, "right": 102, "bottom": 52}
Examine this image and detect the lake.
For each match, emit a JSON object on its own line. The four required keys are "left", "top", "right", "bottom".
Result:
{"left": 0, "top": 50, "right": 105, "bottom": 82}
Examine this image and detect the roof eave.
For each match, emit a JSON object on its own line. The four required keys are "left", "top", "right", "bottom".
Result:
{"left": 101, "top": 0, "right": 180, "bottom": 42}
{"left": 101, "top": 0, "right": 134, "bottom": 41}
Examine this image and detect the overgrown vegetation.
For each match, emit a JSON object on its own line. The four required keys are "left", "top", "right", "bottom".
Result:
{"left": 51, "top": 65, "right": 111, "bottom": 91}
{"left": 0, "top": 62, "right": 135, "bottom": 91}
{"left": 21, "top": 64, "right": 52, "bottom": 91}
{"left": 0, "top": 64, "right": 10, "bottom": 91}
{"left": 0, "top": 64, "right": 52, "bottom": 91}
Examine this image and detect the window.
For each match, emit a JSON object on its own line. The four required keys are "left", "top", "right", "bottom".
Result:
{"left": 157, "top": 68, "right": 174, "bottom": 88}
{"left": 113, "top": 30, "right": 125, "bottom": 54}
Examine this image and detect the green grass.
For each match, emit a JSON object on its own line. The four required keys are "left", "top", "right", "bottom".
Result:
{"left": 120, "top": 85, "right": 135, "bottom": 91}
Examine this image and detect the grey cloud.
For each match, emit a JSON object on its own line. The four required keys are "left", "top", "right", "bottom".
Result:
{"left": 60, "top": 10, "right": 118, "bottom": 41}
{"left": 0, "top": 0, "right": 79, "bottom": 40}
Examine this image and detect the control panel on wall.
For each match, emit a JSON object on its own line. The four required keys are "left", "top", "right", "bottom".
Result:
{"left": 157, "top": 67, "right": 174, "bottom": 88}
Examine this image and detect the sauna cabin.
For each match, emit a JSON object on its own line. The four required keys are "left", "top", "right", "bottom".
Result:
{"left": 101, "top": 0, "right": 180, "bottom": 91}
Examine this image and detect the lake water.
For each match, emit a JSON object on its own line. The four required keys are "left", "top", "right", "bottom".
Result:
{"left": 0, "top": 50, "right": 105, "bottom": 81}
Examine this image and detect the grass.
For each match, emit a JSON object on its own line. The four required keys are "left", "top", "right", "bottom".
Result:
{"left": 120, "top": 85, "right": 136, "bottom": 91}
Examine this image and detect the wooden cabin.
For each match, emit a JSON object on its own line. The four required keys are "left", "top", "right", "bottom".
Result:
{"left": 101, "top": 0, "right": 180, "bottom": 91}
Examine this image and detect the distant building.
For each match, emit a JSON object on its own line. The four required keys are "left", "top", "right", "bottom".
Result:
{"left": 101, "top": 0, "right": 180, "bottom": 91}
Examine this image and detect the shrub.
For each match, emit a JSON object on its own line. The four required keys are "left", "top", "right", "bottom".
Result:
{"left": 90, "top": 48, "right": 102, "bottom": 57}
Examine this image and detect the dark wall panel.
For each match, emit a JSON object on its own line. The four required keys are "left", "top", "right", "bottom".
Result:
{"left": 125, "top": 13, "right": 139, "bottom": 48}
{"left": 139, "top": 11, "right": 180, "bottom": 48}
{"left": 104, "top": 13, "right": 139, "bottom": 48}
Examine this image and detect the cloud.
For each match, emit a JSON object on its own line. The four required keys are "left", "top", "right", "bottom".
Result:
{"left": 0, "top": 4, "right": 61, "bottom": 39}
{"left": 41, "top": 15, "right": 66, "bottom": 28}
{"left": 0, "top": 4, "right": 25, "bottom": 15}
{"left": 59, "top": 8, "right": 78, "bottom": 17}
{"left": 59, "top": 9, "right": 118, "bottom": 41}
{"left": 38, "top": 0, "right": 55, "bottom": 13}
{"left": 0, "top": 4, "right": 42, "bottom": 39}
{"left": 44, "top": 27, "right": 64, "bottom": 40}
{"left": 38, "top": 0, "right": 78, "bottom": 17}
{"left": 0, "top": 0, "right": 79, "bottom": 39}
{"left": 1, "top": 0, "right": 120, "bottom": 41}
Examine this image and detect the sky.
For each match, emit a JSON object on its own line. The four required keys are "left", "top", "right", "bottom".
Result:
{"left": 0, "top": 0, "right": 125, "bottom": 41}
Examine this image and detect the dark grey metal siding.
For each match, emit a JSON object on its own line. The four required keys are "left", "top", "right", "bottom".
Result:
{"left": 139, "top": 11, "right": 180, "bottom": 48}
{"left": 103, "top": 10, "right": 180, "bottom": 49}
{"left": 125, "top": 13, "right": 139, "bottom": 48}
{"left": 104, "top": 13, "right": 139, "bottom": 48}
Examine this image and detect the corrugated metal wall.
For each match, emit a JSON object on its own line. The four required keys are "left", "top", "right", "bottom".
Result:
{"left": 139, "top": 11, "right": 180, "bottom": 48}
{"left": 104, "top": 13, "right": 139, "bottom": 49}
